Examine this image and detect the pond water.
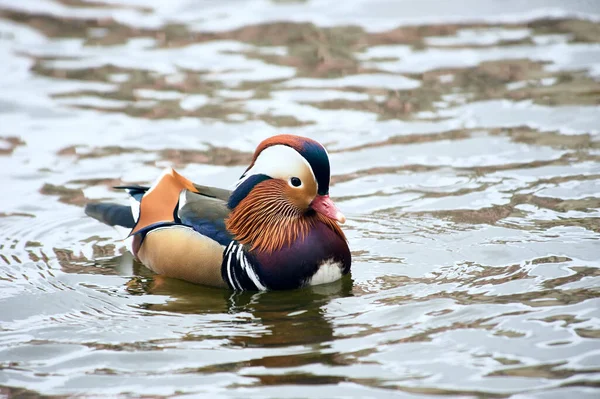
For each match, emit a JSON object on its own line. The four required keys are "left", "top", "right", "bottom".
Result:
{"left": 1, "top": 0, "right": 600, "bottom": 397}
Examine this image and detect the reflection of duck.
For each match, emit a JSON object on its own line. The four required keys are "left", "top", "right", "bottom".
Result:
{"left": 86, "top": 135, "right": 351, "bottom": 291}
{"left": 128, "top": 269, "right": 353, "bottom": 347}
{"left": 229, "top": 277, "right": 353, "bottom": 348}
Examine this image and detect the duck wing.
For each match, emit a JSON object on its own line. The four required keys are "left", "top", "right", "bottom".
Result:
{"left": 190, "top": 183, "right": 231, "bottom": 202}
{"left": 85, "top": 168, "right": 234, "bottom": 288}
{"left": 85, "top": 169, "right": 232, "bottom": 237}
{"left": 177, "top": 189, "right": 233, "bottom": 245}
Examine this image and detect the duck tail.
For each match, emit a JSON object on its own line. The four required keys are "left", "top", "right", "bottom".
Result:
{"left": 85, "top": 202, "right": 135, "bottom": 228}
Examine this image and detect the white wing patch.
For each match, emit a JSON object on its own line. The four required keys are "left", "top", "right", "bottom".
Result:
{"left": 308, "top": 259, "right": 343, "bottom": 286}
{"left": 129, "top": 196, "right": 140, "bottom": 223}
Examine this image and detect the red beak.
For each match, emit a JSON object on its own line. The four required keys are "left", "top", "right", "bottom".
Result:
{"left": 311, "top": 195, "right": 346, "bottom": 224}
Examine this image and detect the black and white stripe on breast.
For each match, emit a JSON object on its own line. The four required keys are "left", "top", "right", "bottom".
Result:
{"left": 221, "top": 242, "right": 267, "bottom": 291}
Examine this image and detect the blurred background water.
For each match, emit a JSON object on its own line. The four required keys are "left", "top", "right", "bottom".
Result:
{"left": 1, "top": 0, "right": 600, "bottom": 397}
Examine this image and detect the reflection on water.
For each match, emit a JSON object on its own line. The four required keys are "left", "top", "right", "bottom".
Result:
{"left": 1, "top": 0, "right": 600, "bottom": 397}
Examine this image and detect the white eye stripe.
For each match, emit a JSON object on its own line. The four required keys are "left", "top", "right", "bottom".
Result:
{"left": 238, "top": 145, "right": 316, "bottom": 187}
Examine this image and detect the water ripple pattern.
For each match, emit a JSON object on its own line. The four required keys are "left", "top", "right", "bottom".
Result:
{"left": 0, "top": 0, "right": 599, "bottom": 397}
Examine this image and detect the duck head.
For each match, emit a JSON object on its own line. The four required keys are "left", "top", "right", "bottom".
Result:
{"left": 226, "top": 134, "right": 346, "bottom": 253}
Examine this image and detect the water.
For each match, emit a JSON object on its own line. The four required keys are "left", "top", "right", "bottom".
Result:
{"left": 1, "top": 0, "right": 600, "bottom": 397}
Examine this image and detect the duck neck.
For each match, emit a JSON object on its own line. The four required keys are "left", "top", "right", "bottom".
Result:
{"left": 226, "top": 181, "right": 345, "bottom": 253}
{"left": 226, "top": 181, "right": 307, "bottom": 253}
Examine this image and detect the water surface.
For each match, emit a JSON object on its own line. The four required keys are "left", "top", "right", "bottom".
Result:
{"left": 1, "top": 0, "right": 600, "bottom": 397}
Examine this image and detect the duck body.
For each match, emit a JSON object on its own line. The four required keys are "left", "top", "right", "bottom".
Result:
{"left": 85, "top": 135, "right": 351, "bottom": 291}
{"left": 229, "top": 217, "right": 351, "bottom": 291}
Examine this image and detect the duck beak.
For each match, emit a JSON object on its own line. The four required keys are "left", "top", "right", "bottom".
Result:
{"left": 311, "top": 195, "right": 346, "bottom": 224}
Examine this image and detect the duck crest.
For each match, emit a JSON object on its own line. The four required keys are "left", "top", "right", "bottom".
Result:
{"left": 242, "top": 135, "right": 330, "bottom": 194}
{"left": 225, "top": 179, "right": 345, "bottom": 253}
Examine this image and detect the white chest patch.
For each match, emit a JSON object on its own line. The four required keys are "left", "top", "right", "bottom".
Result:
{"left": 308, "top": 259, "right": 343, "bottom": 286}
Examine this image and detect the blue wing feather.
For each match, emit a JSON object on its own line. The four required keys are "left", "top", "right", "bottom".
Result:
{"left": 178, "top": 190, "right": 233, "bottom": 246}
{"left": 179, "top": 214, "right": 232, "bottom": 245}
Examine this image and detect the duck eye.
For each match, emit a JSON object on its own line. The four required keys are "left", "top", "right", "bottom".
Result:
{"left": 290, "top": 177, "right": 302, "bottom": 187}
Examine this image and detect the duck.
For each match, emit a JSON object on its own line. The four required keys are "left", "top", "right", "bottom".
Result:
{"left": 85, "top": 134, "right": 351, "bottom": 290}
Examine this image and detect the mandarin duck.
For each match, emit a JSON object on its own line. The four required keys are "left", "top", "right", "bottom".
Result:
{"left": 85, "top": 134, "right": 351, "bottom": 290}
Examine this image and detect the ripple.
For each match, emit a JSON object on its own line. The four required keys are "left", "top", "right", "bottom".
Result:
{"left": 1, "top": 0, "right": 599, "bottom": 397}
